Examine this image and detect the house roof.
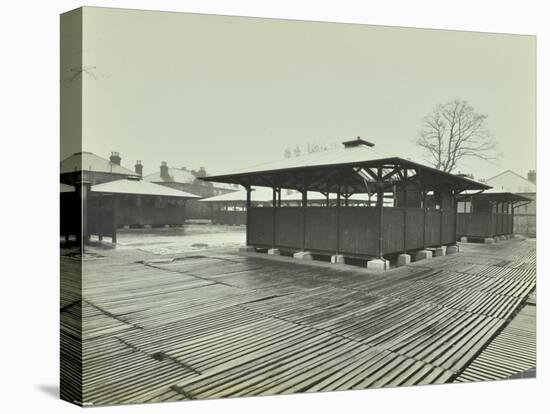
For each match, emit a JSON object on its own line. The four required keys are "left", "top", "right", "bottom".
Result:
{"left": 201, "top": 142, "right": 490, "bottom": 193}
{"left": 91, "top": 179, "right": 201, "bottom": 198}
{"left": 485, "top": 170, "right": 536, "bottom": 193}
{"left": 61, "top": 151, "right": 138, "bottom": 177}
{"left": 144, "top": 167, "right": 238, "bottom": 190}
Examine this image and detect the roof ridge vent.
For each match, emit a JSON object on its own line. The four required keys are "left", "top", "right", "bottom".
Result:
{"left": 342, "top": 136, "right": 375, "bottom": 148}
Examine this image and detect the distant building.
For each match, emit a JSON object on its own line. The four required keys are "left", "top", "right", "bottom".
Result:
{"left": 61, "top": 151, "right": 141, "bottom": 185}
{"left": 484, "top": 170, "right": 536, "bottom": 237}
{"left": 60, "top": 151, "right": 199, "bottom": 242}
{"left": 144, "top": 162, "right": 238, "bottom": 219}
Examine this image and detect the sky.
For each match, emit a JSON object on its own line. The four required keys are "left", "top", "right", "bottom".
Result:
{"left": 62, "top": 6, "right": 536, "bottom": 181}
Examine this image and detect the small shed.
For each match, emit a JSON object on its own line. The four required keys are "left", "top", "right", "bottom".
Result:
{"left": 456, "top": 191, "right": 531, "bottom": 240}
{"left": 201, "top": 138, "right": 489, "bottom": 260}
{"left": 61, "top": 178, "right": 200, "bottom": 243}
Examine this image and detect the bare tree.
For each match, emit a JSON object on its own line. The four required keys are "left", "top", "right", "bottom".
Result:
{"left": 416, "top": 99, "right": 497, "bottom": 173}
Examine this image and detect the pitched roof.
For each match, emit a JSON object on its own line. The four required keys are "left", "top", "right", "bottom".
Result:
{"left": 485, "top": 170, "right": 536, "bottom": 193}
{"left": 61, "top": 152, "right": 137, "bottom": 177}
{"left": 143, "top": 167, "right": 196, "bottom": 184}
{"left": 144, "top": 167, "right": 239, "bottom": 190}
{"left": 91, "top": 179, "right": 201, "bottom": 198}
{"left": 457, "top": 190, "right": 531, "bottom": 203}
{"left": 201, "top": 143, "right": 490, "bottom": 193}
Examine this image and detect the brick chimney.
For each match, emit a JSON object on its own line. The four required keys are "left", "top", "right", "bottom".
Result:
{"left": 527, "top": 170, "right": 536, "bottom": 183}
{"left": 109, "top": 151, "right": 121, "bottom": 165}
{"left": 134, "top": 160, "right": 143, "bottom": 177}
{"left": 160, "top": 161, "right": 171, "bottom": 181}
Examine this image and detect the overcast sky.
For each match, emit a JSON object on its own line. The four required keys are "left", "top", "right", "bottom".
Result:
{"left": 67, "top": 7, "right": 536, "bottom": 180}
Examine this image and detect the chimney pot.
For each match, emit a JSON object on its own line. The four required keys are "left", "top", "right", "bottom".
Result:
{"left": 134, "top": 160, "right": 143, "bottom": 177}
{"left": 109, "top": 151, "right": 121, "bottom": 165}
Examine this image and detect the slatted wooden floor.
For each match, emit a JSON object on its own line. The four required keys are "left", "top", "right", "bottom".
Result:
{"left": 454, "top": 293, "right": 536, "bottom": 383}
{"left": 60, "top": 238, "right": 536, "bottom": 406}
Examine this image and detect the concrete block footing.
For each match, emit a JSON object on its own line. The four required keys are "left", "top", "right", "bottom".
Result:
{"left": 239, "top": 246, "right": 256, "bottom": 252}
{"left": 144, "top": 224, "right": 152, "bottom": 229}
{"left": 268, "top": 248, "right": 281, "bottom": 255}
{"left": 460, "top": 236, "right": 468, "bottom": 243}
{"left": 367, "top": 258, "right": 390, "bottom": 271}
{"left": 397, "top": 254, "right": 411, "bottom": 266}
{"left": 294, "top": 251, "right": 313, "bottom": 261}
{"left": 434, "top": 247, "right": 446, "bottom": 257}
{"left": 331, "top": 254, "right": 345, "bottom": 264}
{"left": 123, "top": 225, "right": 131, "bottom": 229}
{"left": 484, "top": 238, "right": 495, "bottom": 244}
{"left": 446, "top": 245, "right": 459, "bottom": 254}
{"left": 415, "top": 250, "right": 433, "bottom": 261}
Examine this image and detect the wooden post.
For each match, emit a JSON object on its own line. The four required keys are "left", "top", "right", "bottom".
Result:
{"left": 336, "top": 186, "right": 341, "bottom": 255}
{"left": 403, "top": 208, "right": 407, "bottom": 252}
{"left": 439, "top": 208, "right": 443, "bottom": 245}
{"left": 511, "top": 202, "right": 515, "bottom": 234}
{"left": 246, "top": 187, "right": 251, "bottom": 245}
{"left": 277, "top": 188, "right": 281, "bottom": 207}
{"left": 112, "top": 196, "right": 118, "bottom": 244}
{"left": 454, "top": 193, "right": 459, "bottom": 241}
{"left": 422, "top": 191, "right": 427, "bottom": 249}
{"left": 377, "top": 187, "right": 384, "bottom": 259}
{"left": 302, "top": 190, "right": 307, "bottom": 251}
{"left": 272, "top": 187, "right": 277, "bottom": 248}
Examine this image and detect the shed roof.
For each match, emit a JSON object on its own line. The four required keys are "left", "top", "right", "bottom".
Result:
{"left": 201, "top": 141, "right": 490, "bottom": 193}
{"left": 61, "top": 152, "right": 138, "bottom": 177}
{"left": 457, "top": 190, "right": 531, "bottom": 203}
{"left": 91, "top": 179, "right": 201, "bottom": 198}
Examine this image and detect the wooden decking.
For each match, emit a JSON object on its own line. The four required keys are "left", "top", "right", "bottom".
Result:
{"left": 61, "top": 238, "right": 536, "bottom": 406}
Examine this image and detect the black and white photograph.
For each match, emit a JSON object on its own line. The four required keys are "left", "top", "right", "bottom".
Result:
{"left": 2, "top": 1, "right": 547, "bottom": 413}
{"left": 58, "top": 5, "right": 539, "bottom": 407}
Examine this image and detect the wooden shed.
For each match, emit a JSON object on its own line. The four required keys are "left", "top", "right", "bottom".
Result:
{"left": 61, "top": 178, "right": 200, "bottom": 243}
{"left": 456, "top": 191, "right": 531, "bottom": 240}
{"left": 201, "top": 138, "right": 489, "bottom": 260}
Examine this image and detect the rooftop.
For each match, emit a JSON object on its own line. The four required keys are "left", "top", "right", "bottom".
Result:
{"left": 201, "top": 140, "right": 490, "bottom": 193}
{"left": 91, "top": 179, "right": 201, "bottom": 198}
{"left": 61, "top": 151, "right": 138, "bottom": 177}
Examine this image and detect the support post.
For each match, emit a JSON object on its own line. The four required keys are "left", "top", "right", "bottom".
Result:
{"left": 422, "top": 191, "right": 427, "bottom": 249}
{"left": 511, "top": 202, "right": 515, "bottom": 234}
{"left": 377, "top": 187, "right": 384, "bottom": 259}
{"left": 272, "top": 187, "right": 277, "bottom": 248}
{"left": 302, "top": 189, "right": 307, "bottom": 251}
{"left": 336, "top": 186, "right": 341, "bottom": 255}
{"left": 439, "top": 208, "right": 443, "bottom": 245}
{"left": 112, "top": 195, "right": 118, "bottom": 244}
{"left": 245, "top": 186, "right": 251, "bottom": 246}
{"left": 403, "top": 209, "right": 407, "bottom": 252}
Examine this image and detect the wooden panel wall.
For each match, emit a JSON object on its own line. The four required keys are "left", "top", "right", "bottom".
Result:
{"left": 305, "top": 208, "right": 338, "bottom": 252}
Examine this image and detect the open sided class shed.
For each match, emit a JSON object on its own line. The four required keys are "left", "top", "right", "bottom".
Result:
{"left": 201, "top": 138, "right": 489, "bottom": 259}
{"left": 456, "top": 191, "right": 531, "bottom": 240}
